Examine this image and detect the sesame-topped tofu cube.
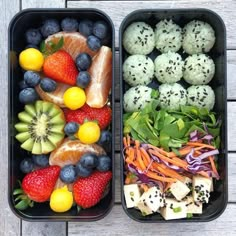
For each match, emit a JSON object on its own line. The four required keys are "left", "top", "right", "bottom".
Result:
{"left": 186, "top": 196, "right": 203, "bottom": 214}
{"left": 145, "top": 186, "right": 165, "bottom": 211}
{"left": 124, "top": 184, "right": 141, "bottom": 208}
{"left": 136, "top": 191, "right": 153, "bottom": 216}
{"left": 170, "top": 180, "right": 190, "bottom": 201}
{"left": 136, "top": 187, "right": 165, "bottom": 215}
{"left": 183, "top": 176, "right": 193, "bottom": 189}
{"left": 160, "top": 198, "right": 187, "bottom": 220}
{"left": 193, "top": 175, "right": 212, "bottom": 203}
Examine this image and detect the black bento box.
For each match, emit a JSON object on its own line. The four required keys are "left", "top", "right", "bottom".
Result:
{"left": 119, "top": 9, "right": 227, "bottom": 222}
{"left": 8, "top": 9, "right": 115, "bottom": 221}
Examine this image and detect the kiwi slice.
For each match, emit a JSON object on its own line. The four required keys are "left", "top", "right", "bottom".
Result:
{"left": 15, "top": 100, "right": 65, "bottom": 154}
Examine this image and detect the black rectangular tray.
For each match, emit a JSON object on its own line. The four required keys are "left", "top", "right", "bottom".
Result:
{"left": 119, "top": 8, "right": 228, "bottom": 222}
{"left": 8, "top": 8, "right": 115, "bottom": 221}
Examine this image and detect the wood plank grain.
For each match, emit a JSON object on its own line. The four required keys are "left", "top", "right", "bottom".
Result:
{"left": 0, "top": 0, "right": 21, "bottom": 235}
{"left": 227, "top": 102, "right": 236, "bottom": 151}
{"left": 114, "top": 50, "right": 236, "bottom": 100}
{"left": 68, "top": 0, "right": 236, "bottom": 49}
{"left": 22, "top": 0, "right": 65, "bottom": 8}
{"left": 20, "top": 1, "right": 67, "bottom": 236}
{"left": 114, "top": 153, "right": 236, "bottom": 203}
{"left": 22, "top": 222, "right": 67, "bottom": 236}
{"left": 68, "top": 203, "right": 236, "bottom": 236}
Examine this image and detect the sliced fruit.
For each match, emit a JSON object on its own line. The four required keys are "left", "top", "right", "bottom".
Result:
{"left": 86, "top": 46, "right": 112, "bottom": 108}
{"left": 49, "top": 138, "right": 106, "bottom": 167}
{"left": 45, "top": 32, "right": 97, "bottom": 60}
{"left": 35, "top": 82, "right": 71, "bottom": 108}
{"left": 15, "top": 100, "right": 65, "bottom": 154}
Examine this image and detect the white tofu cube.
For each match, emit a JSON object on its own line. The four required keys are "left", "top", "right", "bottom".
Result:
{"left": 193, "top": 176, "right": 211, "bottom": 203}
{"left": 136, "top": 192, "right": 153, "bottom": 216}
{"left": 170, "top": 180, "right": 190, "bottom": 200}
{"left": 124, "top": 184, "right": 141, "bottom": 208}
{"left": 183, "top": 176, "right": 192, "bottom": 189}
{"left": 160, "top": 198, "right": 187, "bottom": 220}
{"left": 186, "top": 196, "right": 203, "bottom": 214}
{"left": 136, "top": 187, "right": 165, "bottom": 215}
{"left": 144, "top": 186, "right": 165, "bottom": 211}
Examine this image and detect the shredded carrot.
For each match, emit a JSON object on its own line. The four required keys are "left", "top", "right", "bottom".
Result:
{"left": 127, "top": 135, "right": 130, "bottom": 147}
{"left": 209, "top": 156, "right": 219, "bottom": 175}
{"left": 164, "top": 182, "right": 172, "bottom": 192}
{"left": 151, "top": 162, "right": 185, "bottom": 182}
{"left": 123, "top": 137, "right": 127, "bottom": 148}
{"left": 140, "top": 184, "right": 149, "bottom": 192}
{"left": 135, "top": 148, "right": 146, "bottom": 171}
{"left": 149, "top": 149, "right": 188, "bottom": 169}
{"left": 146, "top": 170, "right": 176, "bottom": 183}
{"left": 187, "top": 142, "right": 216, "bottom": 150}
{"left": 140, "top": 147, "right": 151, "bottom": 166}
{"left": 125, "top": 175, "right": 131, "bottom": 184}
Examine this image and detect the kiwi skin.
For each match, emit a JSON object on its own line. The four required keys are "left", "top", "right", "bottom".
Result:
{"left": 15, "top": 100, "right": 66, "bottom": 154}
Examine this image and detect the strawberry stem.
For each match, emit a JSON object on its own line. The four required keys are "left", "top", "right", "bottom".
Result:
{"left": 13, "top": 181, "right": 34, "bottom": 211}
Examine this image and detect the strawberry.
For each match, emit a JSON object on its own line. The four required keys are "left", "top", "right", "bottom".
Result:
{"left": 73, "top": 171, "right": 112, "bottom": 208}
{"left": 64, "top": 103, "right": 112, "bottom": 129}
{"left": 43, "top": 50, "right": 78, "bottom": 85}
{"left": 22, "top": 165, "right": 60, "bottom": 202}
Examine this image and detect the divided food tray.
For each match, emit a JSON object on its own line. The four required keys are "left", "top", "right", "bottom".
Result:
{"left": 119, "top": 9, "right": 227, "bottom": 222}
{"left": 8, "top": 8, "right": 115, "bottom": 221}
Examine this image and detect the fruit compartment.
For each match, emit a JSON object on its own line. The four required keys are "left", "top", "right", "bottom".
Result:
{"left": 8, "top": 8, "right": 115, "bottom": 221}
{"left": 119, "top": 9, "right": 227, "bottom": 222}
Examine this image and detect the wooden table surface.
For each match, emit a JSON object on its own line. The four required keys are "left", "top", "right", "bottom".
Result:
{"left": 1, "top": 0, "right": 236, "bottom": 235}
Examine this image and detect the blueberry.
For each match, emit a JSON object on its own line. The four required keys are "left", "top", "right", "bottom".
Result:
{"left": 61, "top": 17, "right": 79, "bottom": 32}
{"left": 40, "top": 78, "right": 57, "bottom": 92}
{"left": 25, "top": 28, "right": 42, "bottom": 45}
{"left": 75, "top": 53, "right": 92, "bottom": 71}
{"left": 64, "top": 122, "right": 79, "bottom": 136}
{"left": 32, "top": 154, "right": 49, "bottom": 167}
{"left": 93, "top": 21, "right": 109, "bottom": 40}
{"left": 79, "top": 19, "right": 93, "bottom": 37}
{"left": 41, "top": 19, "right": 60, "bottom": 38}
{"left": 24, "top": 71, "right": 40, "bottom": 87}
{"left": 19, "top": 88, "right": 38, "bottom": 104}
{"left": 87, "top": 35, "right": 101, "bottom": 51}
{"left": 76, "top": 71, "right": 91, "bottom": 89}
{"left": 60, "top": 165, "right": 77, "bottom": 183}
{"left": 97, "top": 130, "right": 112, "bottom": 153}
{"left": 20, "top": 158, "right": 34, "bottom": 173}
{"left": 76, "top": 162, "right": 92, "bottom": 177}
{"left": 19, "top": 80, "right": 30, "bottom": 90}
{"left": 80, "top": 153, "right": 98, "bottom": 169}
{"left": 25, "top": 44, "right": 39, "bottom": 50}
{"left": 96, "top": 155, "right": 111, "bottom": 172}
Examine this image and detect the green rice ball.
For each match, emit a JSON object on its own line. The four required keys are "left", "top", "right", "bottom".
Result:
{"left": 123, "top": 22, "right": 155, "bottom": 55}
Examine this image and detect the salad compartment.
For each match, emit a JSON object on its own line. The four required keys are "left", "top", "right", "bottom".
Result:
{"left": 8, "top": 8, "right": 115, "bottom": 221}
{"left": 119, "top": 9, "right": 227, "bottom": 222}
